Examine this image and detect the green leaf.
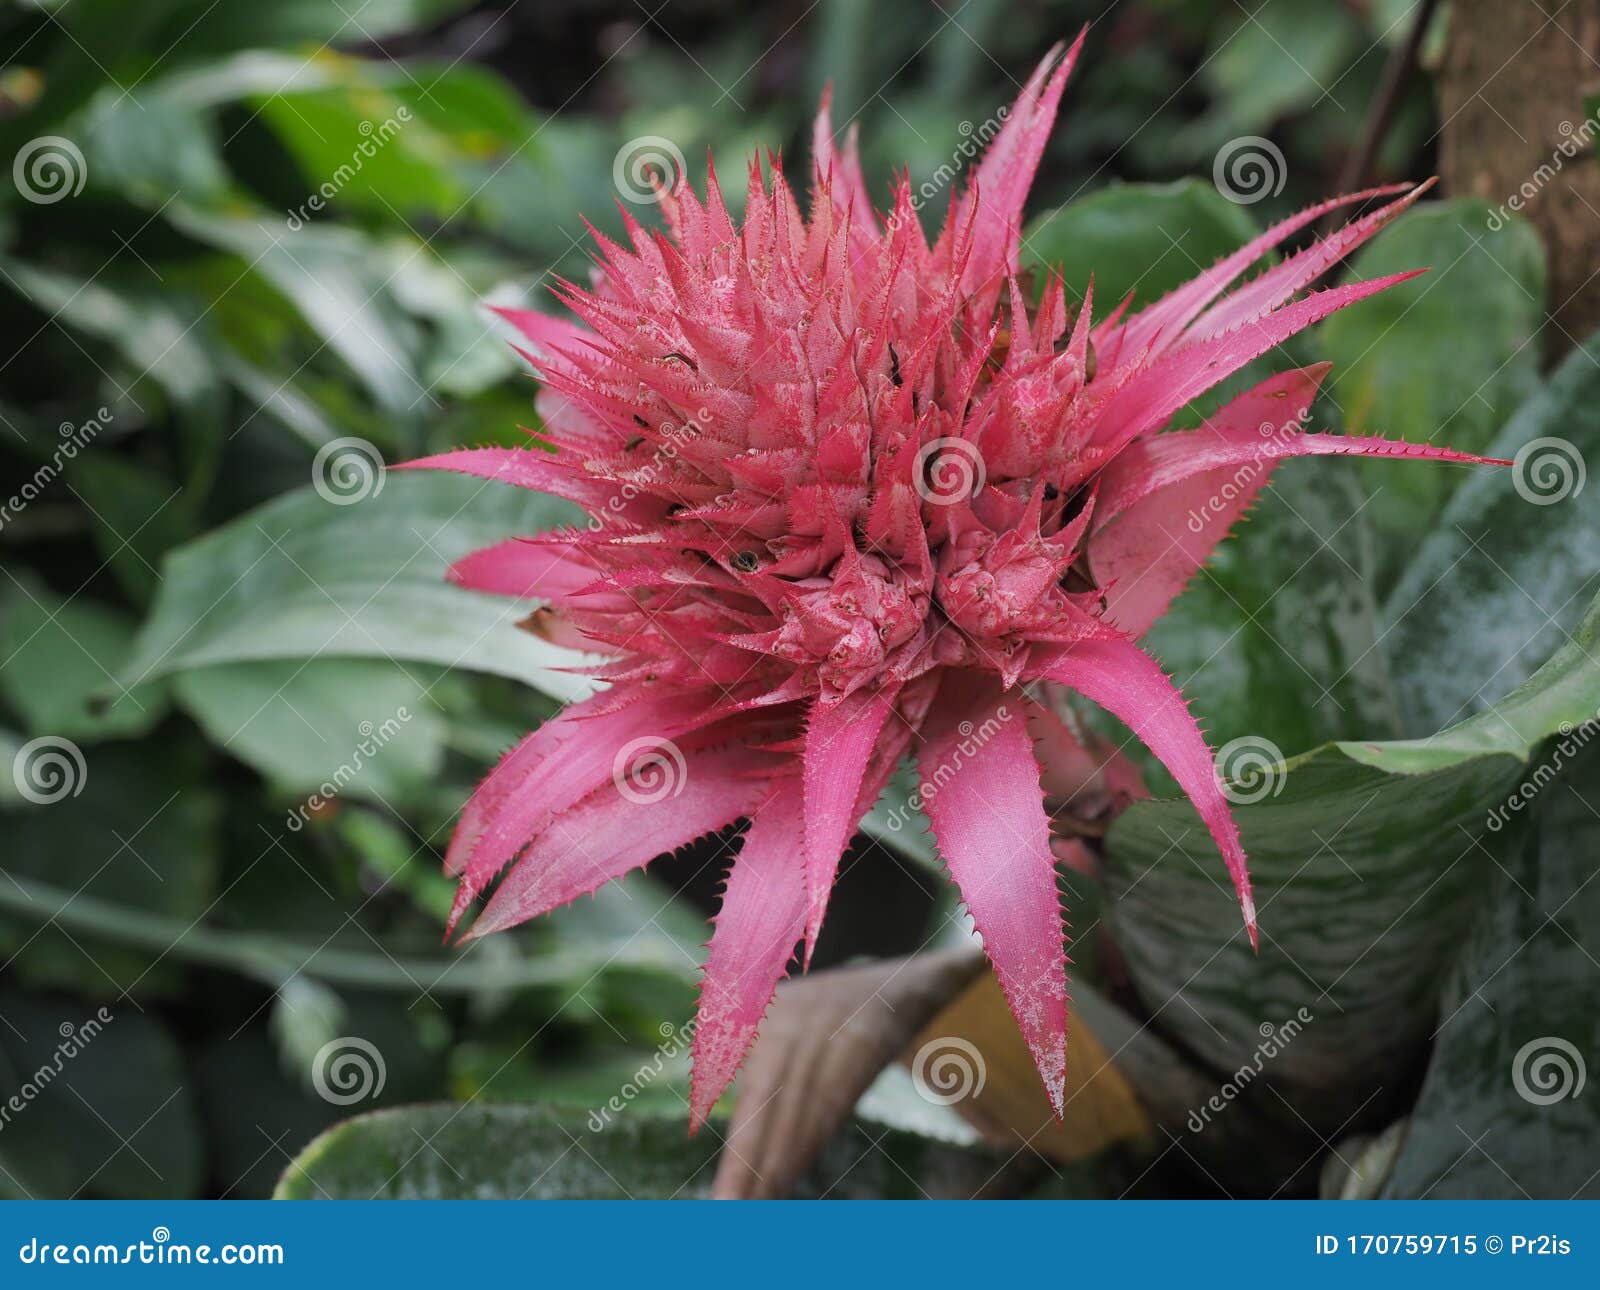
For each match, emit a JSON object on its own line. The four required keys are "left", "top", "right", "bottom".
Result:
{"left": 1383, "top": 328, "right": 1600, "bottom": 734}
{"left": 119, "top": 472, "right": 591, "bottom": 701}
{"left": 0, "top": 990, "right": 203, "bottom": 1198}
{"left": 174, "top": 658, "right": 445, "bottom": 802}
{"left": 249, "top": 60, "right": 542, "bottom": 227}
{"left": 1382, "top": 750, "right": 1600, "bottom": 1198}
{"left": 79, "top": 84, "right": 228, "bottom": 202}
{"left": 0, "top": 576, "right": 167, "bottom": 740}
{"left": 275, "top": 1102, "right": 715, "bottom": 1199}
{"left": 1104, "top": 590, "right": 1600, "bottom": 1142}
{"left": 273, "top": 1102, "right": 1004, "bottom": 1199}
{"left": 0, "top": 258, "right": 224, "bottom": 425}
{"left": 1022, "top": 179, "right": 1260, "bottom": 310}
{"left": 1315, "top": 200, "right": 1545, "bottom": 581}
{"left": 1196, "top": 0, "right": 1363, "bottom": 139}
{"left": 164, "top": 205, "right": 427, "bottom": 417}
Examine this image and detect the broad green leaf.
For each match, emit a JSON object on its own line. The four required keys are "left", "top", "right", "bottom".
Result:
{"left": 1105, "top": 591, "right": 1600, "bottom": 1142}
{"left": 448, "top": 1041, "right": 691, "bottom": 1116}
{"left": 1022, "top": 179, "right": 1260, "bottom": 310}
{"left": 218, "top": 354, "right": 343, "bottom": 451}
{"left": 79, "top": 84, "right": 227, "bottom": 202}
{"left": 0, "top": 576, "right": 167, "bottom": 740}
{"left": 0, "top": 0, "right": 189, "bottom": 153}
{"left": 1315, "top": 200, "right": 1545, "bottom": 582}
{"left": 159, "top": 49, "right": 596, "bottom": 262}
{"left": 0, "top": 990, "right": 202, "bottom": 1199}
{"left": 165, "top": 205, "right": 427, "bottom": 416}
{"left": 275, "top": 1102, "right": 717, "bottom": 1199}
{"left": 1382, "top": 753, "right": 1600, "bottom": 1199}
{"left": 174, "top": 657, "right": 445, "bottom": 802}
{"left": 250, "top": 61, "right": 540, "bottom": 226}
{"left": 119, "top": 472, "right": 592, "bottom": 700}
{"left": 1383, "top": 328, "right": 1600, "bottom": 734}
{"left": 273, "top": 1102, "right": 1004, "bottom": 1199}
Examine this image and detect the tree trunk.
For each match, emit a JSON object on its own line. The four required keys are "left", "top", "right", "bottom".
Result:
{"left": 1438, "top": 0, "right": 1600, "bottom": 358}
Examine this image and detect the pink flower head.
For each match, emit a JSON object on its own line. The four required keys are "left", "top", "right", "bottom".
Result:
{"left": 401, "top": 32, "right": 1507, "bottom": 1128}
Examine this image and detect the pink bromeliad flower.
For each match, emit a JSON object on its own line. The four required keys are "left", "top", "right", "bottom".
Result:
{"left": 402, "top": 33, "right": 1506, "bottom": 1129}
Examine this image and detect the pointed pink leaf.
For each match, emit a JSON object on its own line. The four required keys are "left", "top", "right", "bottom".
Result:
{"left": 1105, "top": 184, "right": 1414, "bottom": 357}
{"left": 1090, "top": 366, "right": 1327, "bottom": 634}
{"left": 949, "top": 32, "right": 1084, "bottom": 297}
{"left": 443, "top": 687, "right": 724, "bottom": 933}
{"left": 801, "top": 684, "right": 899, "bottom": 957}
{"left": 916, "top": 673, "right": 1067, "bottom": 1116}
{"left": 448, "top": 539, "right": 598, "bottom": 601}
{"left": 1185, "top": 181, "right": 1434, "bottom": 343}
{"left": 1094, "top": 459, "right": 1270, "bottom": 637}
{"left": 464, "top": 745, "right": 774, "bottom": 940}
{"left": 690, "top": 781, "right": 806, "bottom": 1132}
{"left": 1085, "top": 271, "right": 1423, "bottom": 459}
{"left": 1040, "top": 639, "right": 1256, "bottom": 945}
{"left": 1088, "top": 366, "right": 1509, "bottom": 633}
{"left": 811, "top": 88, "right": 879, "bottom": 266}
{"left": 394, "top": 448, "right": 651, "bottom": 523}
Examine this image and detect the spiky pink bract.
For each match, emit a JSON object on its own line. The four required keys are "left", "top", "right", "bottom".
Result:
{"left": 401, "top": 32, "right": 1507, "bottom": 1129}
